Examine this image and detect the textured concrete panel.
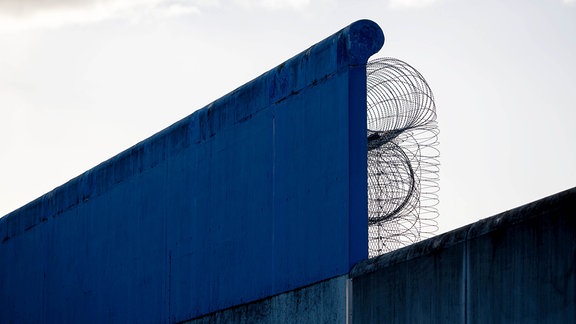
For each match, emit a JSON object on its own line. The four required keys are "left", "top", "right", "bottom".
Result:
{"left": 351, "top": 187, "right": 576, "bottom": 324}
{"left": 186, "top": 275, "right": 347, "bottom": 324}
{"left": 465, "top": 188, "right": 576, "bottom": 323}
{"left": 351, "top": 228, "right": 467, "bottom": 323}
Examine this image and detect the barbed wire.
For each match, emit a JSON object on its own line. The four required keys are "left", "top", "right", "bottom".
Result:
{"left": 366, "top": 57, "right": 440, "bottom": 257}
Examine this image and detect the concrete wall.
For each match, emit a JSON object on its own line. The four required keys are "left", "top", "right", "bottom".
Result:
{"left": 141, "top": 187, "right": 574, "bottom": 323}
{"left": 0, "top": 20, "right": 384, "bottom": 323}
{"left": 186, "top": 275, "right": 347, "bottom": 324}
{"left": 351, "top": 187, "right": 576, "bottom": 323}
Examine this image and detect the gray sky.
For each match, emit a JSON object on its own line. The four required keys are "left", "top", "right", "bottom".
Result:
{"left": 1, "top": 0, "right": 575, "bottom": 234}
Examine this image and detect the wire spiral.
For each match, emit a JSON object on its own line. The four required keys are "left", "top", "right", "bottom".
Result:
{"left": 366, "top": 57, "right": 439, "bottom": 257}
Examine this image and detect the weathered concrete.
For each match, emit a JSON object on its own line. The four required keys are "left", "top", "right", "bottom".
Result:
{"left": 351, "top": 187, "right": 576, "bottom": 323}
{"left": 185, "top": 275, "right": 347, "bottom": 324}
{"left": 0, "top": 20, "right": 383, "bottom": 323}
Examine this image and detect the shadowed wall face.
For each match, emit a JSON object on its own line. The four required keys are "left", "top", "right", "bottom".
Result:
{"left": 351, "top": 187, "right": 576, "bottom": 324}
{"left": 0, "top": 21, "right": 383, "bottom": 322}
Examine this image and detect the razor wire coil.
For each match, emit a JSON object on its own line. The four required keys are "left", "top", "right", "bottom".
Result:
{"left": 367, "top": 58, "right": 440, "bottom": 257}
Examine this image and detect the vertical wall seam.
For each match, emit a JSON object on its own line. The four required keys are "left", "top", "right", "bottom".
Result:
{"left": 463, "top": 227, "right": 470, "bottom": 324}
{"left": 41, "top": 227, "right": 47, "bottom": 324}
{"left": 165, "top": 166, "right": 171, "bottom": 324}
{"left": 271, "top": 113, "right": 276, "bottom": 290}
{"left": 346, "top": 278, "right": 353, "bottom": 324}
{"left": 168, "top": 250, "right": 172, "bottom": 324}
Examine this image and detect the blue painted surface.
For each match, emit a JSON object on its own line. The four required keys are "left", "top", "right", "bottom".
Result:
{"left": 0, "top": 20, "right": 383, "bottom": 323}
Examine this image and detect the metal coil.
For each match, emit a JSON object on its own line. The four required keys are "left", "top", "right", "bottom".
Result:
{"left": 367, "top": 58, "right": 439, "bottom": 257}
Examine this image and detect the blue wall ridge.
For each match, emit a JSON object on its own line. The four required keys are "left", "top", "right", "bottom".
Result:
{"left": 0, "top": 20, "right": 383, "bottom": 323}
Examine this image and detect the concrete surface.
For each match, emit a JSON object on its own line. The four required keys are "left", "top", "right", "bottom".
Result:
{"left": 350, "top": 187, "right": 576, "bottom": 323}
{"left": 185, "top": 275, "right": 347, "bottom": 324}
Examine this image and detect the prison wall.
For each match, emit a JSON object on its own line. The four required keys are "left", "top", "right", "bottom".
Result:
{"left": 351, "top": 187, "right": 576, "bottom": 323}
{"left": 0, "top": 20, "right": 384, "bottom": 323}
{"left": 158, "top": 187, "right": 575, "bottom": 323}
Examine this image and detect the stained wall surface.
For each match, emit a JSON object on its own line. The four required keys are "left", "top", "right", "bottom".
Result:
{"left": 351, "top": 187, "right": 576, "bottom": 324}
{"left": 186, "top": 275, "right": 348, "bottom": 324}
{"left": 0, "top": 20, "right": 384, "bottom": 323}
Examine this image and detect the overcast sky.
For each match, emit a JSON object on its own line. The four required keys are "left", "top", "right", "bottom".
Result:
{"left": 1, "top": 0, "right": 575, "bottom": 234}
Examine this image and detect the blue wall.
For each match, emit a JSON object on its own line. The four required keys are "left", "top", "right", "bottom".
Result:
{"left": 0, "top": 20, "right": 384, "bottom": 323}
